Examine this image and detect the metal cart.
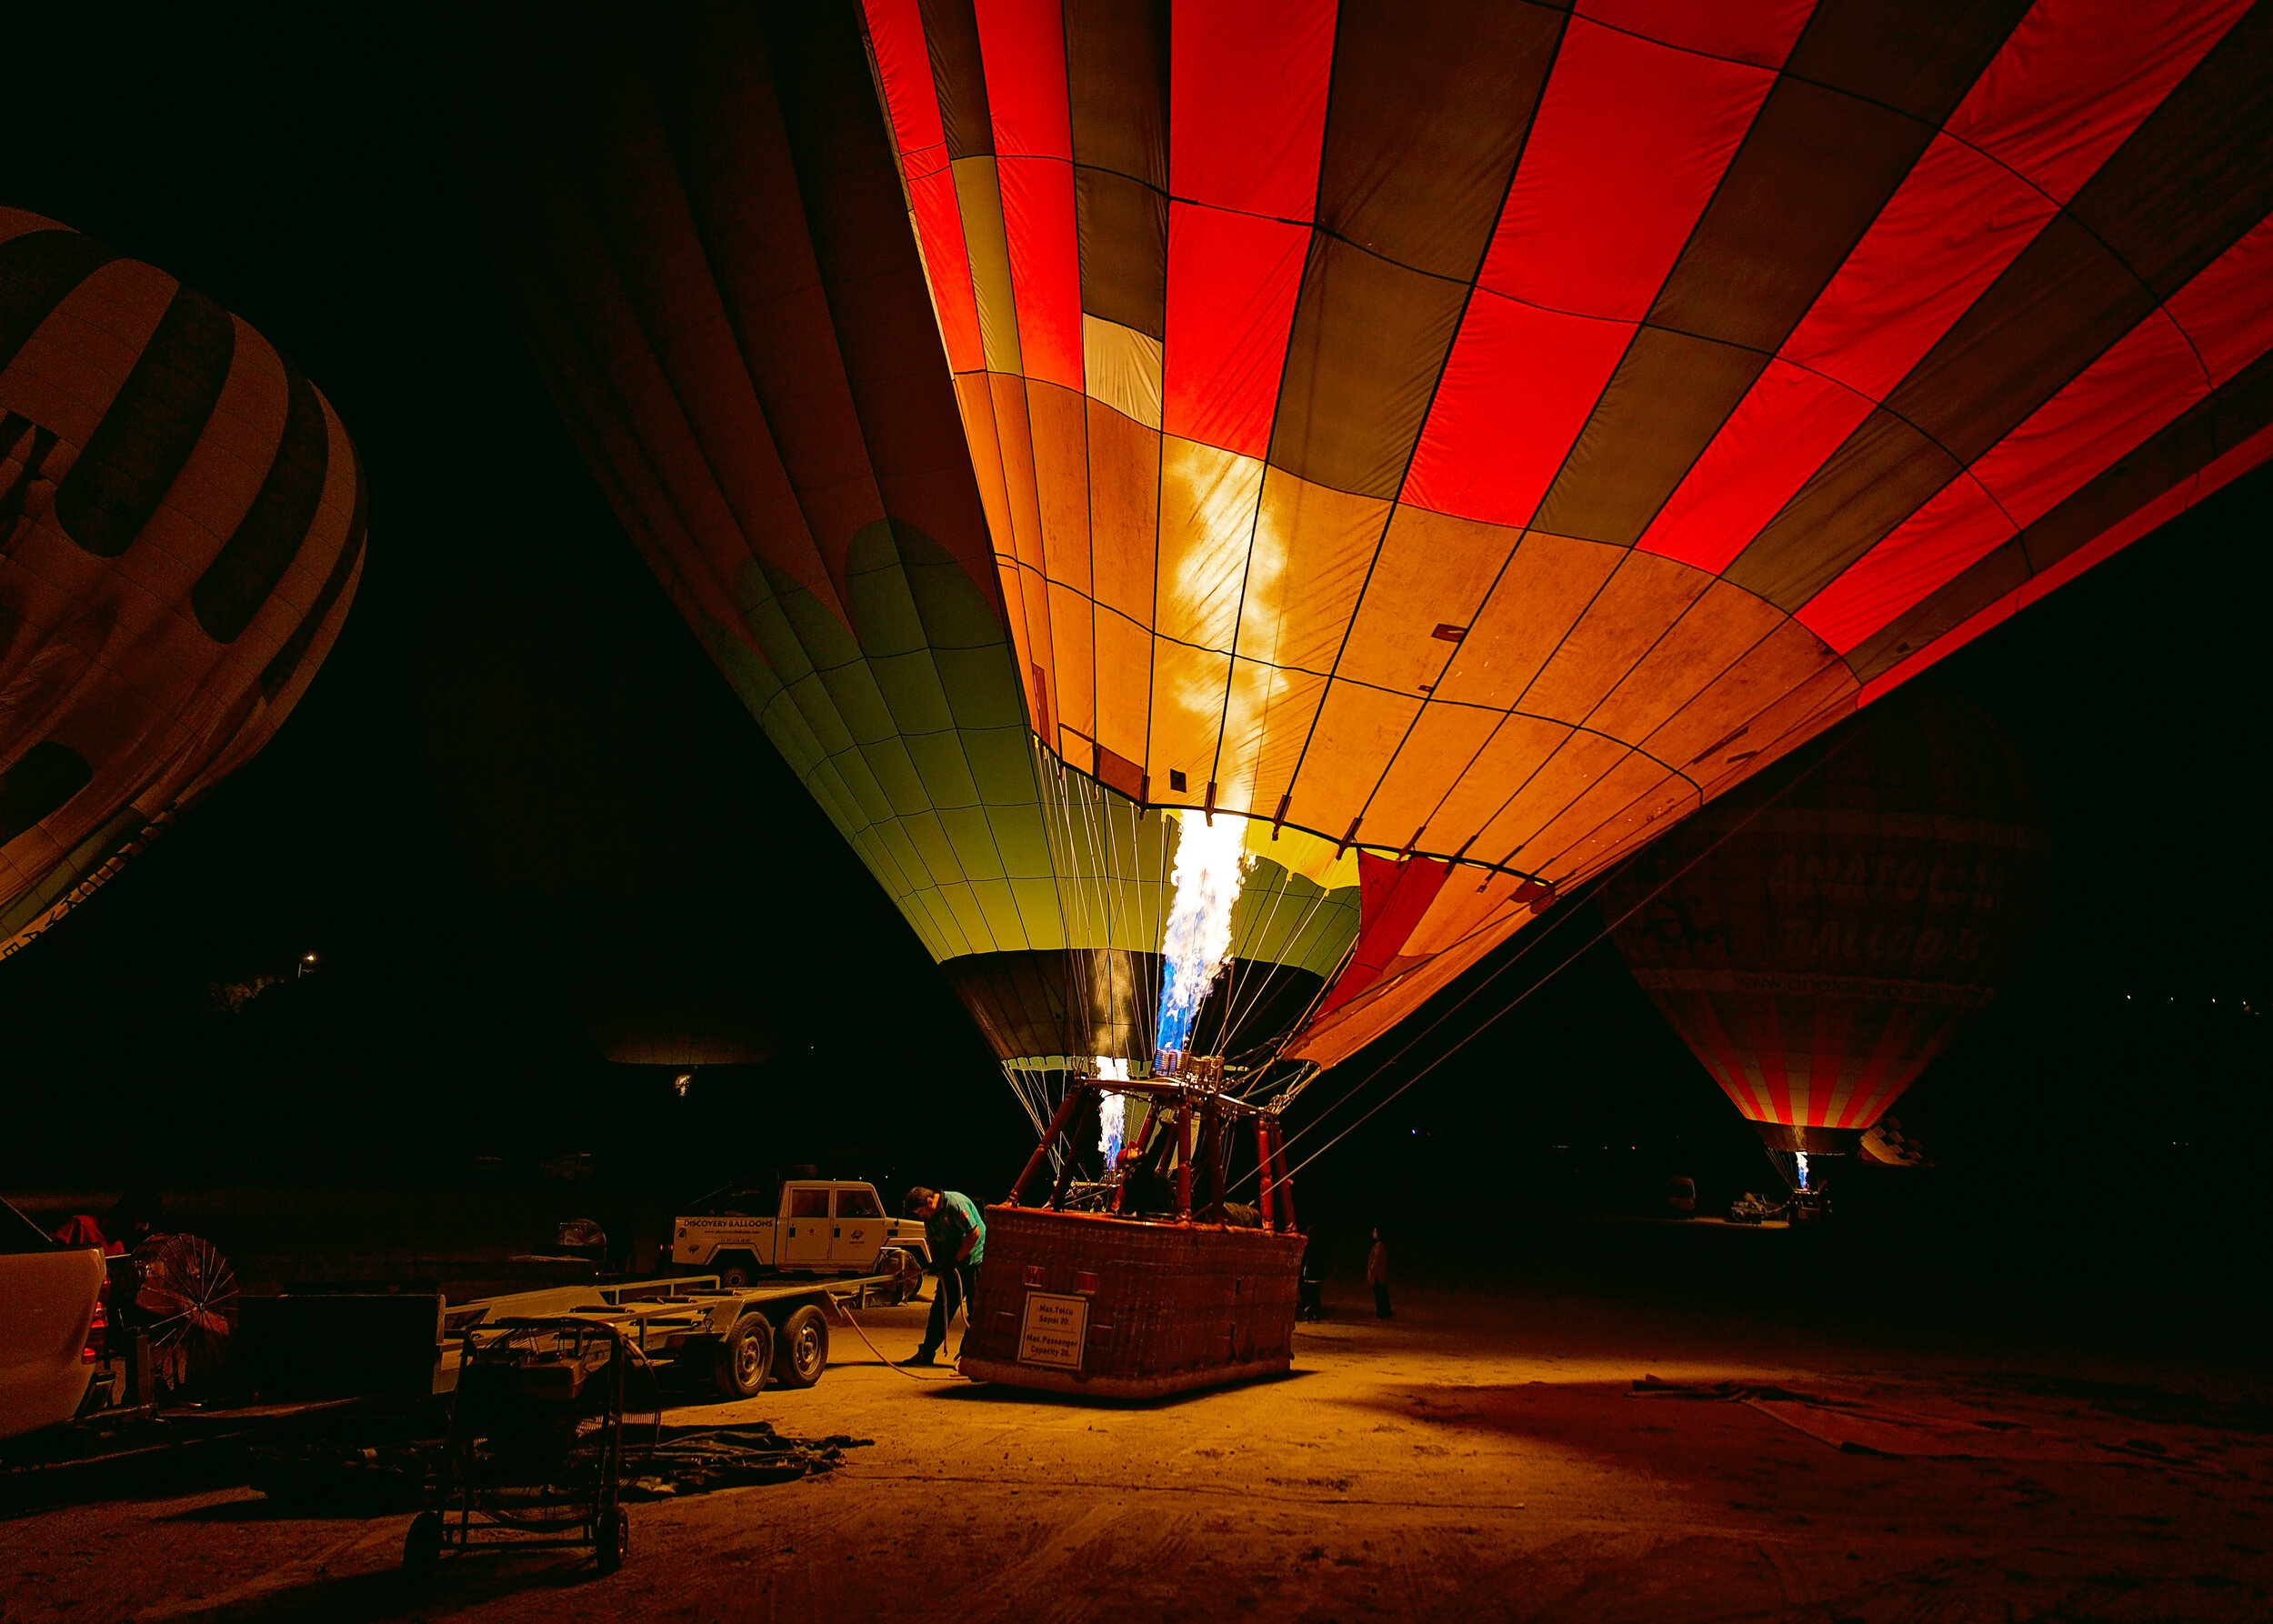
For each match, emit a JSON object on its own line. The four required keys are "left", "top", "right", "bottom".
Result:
{"left": 405, "top": 1317, "right": 645, "bottom": 1576}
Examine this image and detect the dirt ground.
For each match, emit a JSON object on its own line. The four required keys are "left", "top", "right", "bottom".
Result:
{"left": 5, "top": 1279, "right": 2270, "bottom": 1624}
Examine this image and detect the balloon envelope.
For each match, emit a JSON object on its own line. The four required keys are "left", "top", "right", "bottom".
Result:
{"left": 466, "top": 2, "right": 2273, "bottom": 1096}
{"left": 857, "top": 0, "right": 2273, "bottom": 1069}
{"left": 2, "top": 211, "right": 365, "bottom": 957}
{"left": 456, "top": 7, "right": 1358, "bottom": 1115}
{"left": 1603, "top": 690, "right": 2048, "bottom": 1154}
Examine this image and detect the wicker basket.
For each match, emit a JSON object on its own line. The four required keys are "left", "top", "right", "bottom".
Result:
{"left": 956, "top": 1206, "right": 1305, "bottom": 1398}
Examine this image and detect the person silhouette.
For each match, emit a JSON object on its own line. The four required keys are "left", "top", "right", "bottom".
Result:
{"left": 1366, "top": 1228, "right": 1391, "bottom": 1320}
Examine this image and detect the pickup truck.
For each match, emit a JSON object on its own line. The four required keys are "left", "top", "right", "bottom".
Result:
{"left": 670, "top": 1179, "right": 928, "bottom": 1296}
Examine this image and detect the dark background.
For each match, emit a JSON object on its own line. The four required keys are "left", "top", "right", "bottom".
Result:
{"left": 4, "top": 17, "right": 2265, "bottom": 1358}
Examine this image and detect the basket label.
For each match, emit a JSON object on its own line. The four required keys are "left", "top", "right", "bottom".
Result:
{"left": 1016, "top": 1292, "right": 1088, "bottom": 1369}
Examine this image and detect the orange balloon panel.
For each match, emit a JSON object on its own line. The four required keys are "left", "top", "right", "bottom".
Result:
{"left": 1, "top": 210, "right": 365, "bottom": 957}
{"left": 861, "top": 0, "right": 2273, "bottom": 1067}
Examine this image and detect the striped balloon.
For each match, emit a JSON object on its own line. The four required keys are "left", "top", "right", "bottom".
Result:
{"left": 860, "top": 0, "right": 2273, "bottom": 1071}
{"left": 1, "top": 210, "right": 365, "bottom": 957}
{"left": 1603, "top": 690, "right": 2048, "bottom": 1155}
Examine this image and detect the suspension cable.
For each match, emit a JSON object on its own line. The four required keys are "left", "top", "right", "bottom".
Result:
{"left": 1239, "top": 725, "right": 1869, "bottom": 1190}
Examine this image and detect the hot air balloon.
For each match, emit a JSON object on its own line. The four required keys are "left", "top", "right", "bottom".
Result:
{"left": 456, "top": 6, "right": 1359, "bottom": 1132}
{"left": 1602, "top": 689, "right": 2049, "bottom": 1165}
{"left": 857, "top": 0, "right": 2273, "bottom": 1075}
{"left": 461, "top": 0, "right": 2273, "bottom": 1129}
{"left": 2, "top": 211, "right": 365, "bottom": 958}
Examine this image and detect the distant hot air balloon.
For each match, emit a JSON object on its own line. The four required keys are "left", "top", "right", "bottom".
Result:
{"left": 456, "top": 6, "right": 1358, "bottom": 1127}
{"left": 1, "top": 211, "right": 365, "bottom": 958}
{"left": 1603, "top": 689, "right": 2049, "bottom": 1159}
{"left": 857, "top": 0, "right": 2273, "bottom": 1072}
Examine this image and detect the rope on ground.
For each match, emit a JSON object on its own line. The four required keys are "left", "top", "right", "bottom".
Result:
{"left": 833, "top": 1288, "right": 966, "bottom": 1382}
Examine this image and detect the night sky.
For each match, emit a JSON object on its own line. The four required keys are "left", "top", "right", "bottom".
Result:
{"left": 4, "top": 15, "right": 2266, "bottom": 1338}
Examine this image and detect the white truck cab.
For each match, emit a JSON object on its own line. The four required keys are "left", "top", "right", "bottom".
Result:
{"left": 671, "top": 1179, "right": 928, "bottom": 1288}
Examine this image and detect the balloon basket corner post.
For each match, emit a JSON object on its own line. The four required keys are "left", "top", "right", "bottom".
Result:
{"left": 956, "top": 1076, "right": 1307, "bottom": 1401}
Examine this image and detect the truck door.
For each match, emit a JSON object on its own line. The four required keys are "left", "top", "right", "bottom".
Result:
{"left": 831, "top": 1187, "right": 885, "bottom": 1268}
{"left": 782, "top": 1186, "right": 833, "bottom": 1269}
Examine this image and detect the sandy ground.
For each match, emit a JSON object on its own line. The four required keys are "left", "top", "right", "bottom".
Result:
{"left": 5, "top": 1280, "right": 2271, "bottom": 1623}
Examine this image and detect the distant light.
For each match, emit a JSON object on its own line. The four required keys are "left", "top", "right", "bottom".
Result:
{"left": 304, "top": 953, "right": 317, "bottom": 963}
{"left": 673, "top": 1072, "right": 693, "bottom": 1098}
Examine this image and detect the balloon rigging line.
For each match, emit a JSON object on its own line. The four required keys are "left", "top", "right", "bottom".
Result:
{"left": 1237, "top": 688, "right": 1856, "bottom": 1100}
{"left": 1213, "top": 845, "right": 1302, "bottom": 1072}
{"left": 1038, "top": 764, "right": 1083, "bottom": 1078}
{"left": 1044, "top": 747, "right": 1093, "bottom": 1030}
{"left": 1257, "top": 877, "right": 1378, "bottom": 1086}
{"left": 1261, "top": 869, "right": 1609, "bottom": 1167}
{"left": 1239, "top": 864, "right": 1337, "bottom": 1054}
{"left": 1146, "top": 807, "right": 1167, "bottom": 1047}
{"left": 1262, "top": 887, "right": 1614, "bottom": 1189}
{"left": 1217, "top": 826, "right": 1291, "bottom": 1041}
{"left": 1021, "top": 717, "right": 1836, "bottom": 1194}
{"left": 1045, "top": 742, "right": 1106, "bottom": 1066}
{"left": 1248, "top": 727, "right": 1871, "bottom": 1191}
{"left": 1041, "top": 742, "right": 1111, "bottom": 1161}
{"left": 1142, "top": 795, "right": 1165, "bottom": 1063}
{"left": 1222, "top": 873, "right": 1340, "bottom": 1095}
{"left": 1255, "top": 701, "right": 1868, "bottom": 1149}
{"left": 1274, "top": 733, "right": 1869, "bottom": 1184}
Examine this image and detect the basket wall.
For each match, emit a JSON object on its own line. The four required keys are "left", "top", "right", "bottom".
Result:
{"left": 958, "top": 1207, "right": 1304, "bottom": 1398}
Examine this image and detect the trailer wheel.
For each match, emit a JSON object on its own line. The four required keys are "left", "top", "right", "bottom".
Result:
{"left": 712, "top": 1312, "right": 774, "bottom": 1399}
{"left": 404, "top": 1511, "right": 442, "bottom": 1576}
{"left": 771, "top": 1304, "right": 829, "bottom": 1388}
{"left": 596, "top": 1507, "right": 629, "bottom": 1574}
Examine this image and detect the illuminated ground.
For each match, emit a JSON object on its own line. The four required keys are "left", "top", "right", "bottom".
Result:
{"left": 5, "top": 1280, "right": 2269, "bottom": 1622}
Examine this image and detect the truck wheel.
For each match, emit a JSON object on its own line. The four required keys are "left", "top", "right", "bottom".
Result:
{"left": 771, "top": 1305, "right": 829, "bottom": 1388}
{"left": 716, "top": 1255, "right": 757, "bottom": 1290}
{"left": 877, "top": 1246, "right": 925, "bottom": 1305}
{"left": 712, "top": 1312, "right": 774, "bottom": 1399}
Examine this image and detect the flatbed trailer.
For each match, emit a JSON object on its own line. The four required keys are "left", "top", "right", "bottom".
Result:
{"left": 436, "top": 1270, "right": 904, "bottom": 1400}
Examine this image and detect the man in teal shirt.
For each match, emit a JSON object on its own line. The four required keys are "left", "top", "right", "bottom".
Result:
{"left": 901, "top": 1187, "right": 985, "bottom": 1367}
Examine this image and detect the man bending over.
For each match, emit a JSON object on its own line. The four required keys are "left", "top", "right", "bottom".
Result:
{"left": 901, "top": 1186, "right": 985, "bottom": 1367}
